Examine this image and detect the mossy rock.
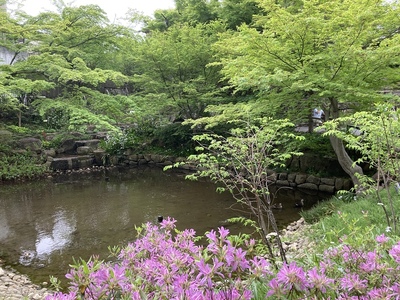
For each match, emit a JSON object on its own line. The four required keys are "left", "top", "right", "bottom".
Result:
{"left": 16, "top": 137, "right": 42, "bottom": 153}
{"left": 0, "top": 129, "right": 12, "bottom": 142}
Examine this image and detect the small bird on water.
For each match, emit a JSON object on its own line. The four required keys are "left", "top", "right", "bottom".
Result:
{"left": 295, "top": 199, "right": 305, "bottom": 208}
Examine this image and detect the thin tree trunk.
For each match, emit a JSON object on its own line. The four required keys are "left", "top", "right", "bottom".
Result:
{"left": 17, "top": 111, "right": 22, "bottom": 127}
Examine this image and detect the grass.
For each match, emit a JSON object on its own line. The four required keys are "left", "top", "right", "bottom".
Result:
{"left": 300, "top": 186, "right": 400, "bottom": 254}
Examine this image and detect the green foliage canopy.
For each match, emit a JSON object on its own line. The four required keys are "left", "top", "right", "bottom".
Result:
{"left": 213, "top": 0, "right": 400, "bottom": 122}
{"left": 130, "top": 22, "right": 225, "bottom": 121}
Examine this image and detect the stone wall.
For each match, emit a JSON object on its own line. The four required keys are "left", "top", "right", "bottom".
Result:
{"left": 110, "top": 151, "right": 352, "bottom": 193}
{"left": 274, "top": 172, "right": 353, "bottom": 193}
{"left": 11, "top": 136, "right": 352, "bottom": 193}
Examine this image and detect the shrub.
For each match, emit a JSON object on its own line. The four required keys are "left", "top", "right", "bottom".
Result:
{"left": 0, "top": 152, "right": 48, "bottom": 180}
{"left": 46, "top": 218, "right": 272, "bottom": 300}
{"left": 46, "top": 218, "right": 400, "bottom": 300}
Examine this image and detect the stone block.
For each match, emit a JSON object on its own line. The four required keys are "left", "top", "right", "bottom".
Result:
{"left": 279, "top": 173, "right": 288, "bottom": 180}
{"left": 276, "top": 180, "right": 289, "bottom": 186}
{"left": 343, "top": 179, "right": 353, "bottom": 190}
{"left": 93, "top": 149, "right": 106, "bottom": 165}
{"left": 77, "top": 146, "right": 91, "bottom": 155}
{"left": 78, "top": 156, "right": 94, "bottom": 168}
{"left": 123, "top": 148, "right": 133, "bottom": 155}
{"left": 75, "top": 139, "right": 100, "bottom": 150}
{"left": 151, "top": 154, "right": 164, "bottom": 163}
{"left": 297, "top": 183, "right": 319, "bottom": 191}
{"left": 138, "top": 159, "right": 148, "bottom": 165}
{"left": 295, "top": 174, "right": 307, "bottom": 184}
{"left": 319, "top": 184, "right": 335, "bottom": 193}
{"left": 128, "top": 154, "right": 139, "bottom": 161}
{"left": 335, "top": 178, "right": 344, "bottom": 190}
{"left": 50, "top": 158, "right": 70, "bottom": 170}
{"left": 321, "top": 177, "right": 335, "bottom": 186}
{"left": 57, "top": 139, "right": 76, "bottom": 154}
{"left": 288, "top": 173, "right": 296, "bottom": 182}
{"left": 306, "top": 175, "right": 321, "bottom": 185}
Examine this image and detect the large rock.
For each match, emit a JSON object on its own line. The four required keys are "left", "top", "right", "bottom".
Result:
{"left": 16, "top": 138, "right": 42, "bottom": 153}
{"left": 56, "top": 139, "right": 77, "bottom": 154}
{"left": 0, "top": 130, "right": 12, "bottom": 142}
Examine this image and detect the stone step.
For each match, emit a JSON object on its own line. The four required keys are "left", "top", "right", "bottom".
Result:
{"left": 48, "top": 155, "right": 94, "bottom": 171}
{"left": 75, "top": 139, "right": 101, "bottom": 149}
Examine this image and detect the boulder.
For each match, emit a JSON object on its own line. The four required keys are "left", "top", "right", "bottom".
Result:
{"left": 16, "top": 138, "right": 42, "bottom": 153}
{"left": 56, "top": 139, "right": 76, "bottom": 154}
{"left": 0, "top": 130, "right": 12, "bottom": 141}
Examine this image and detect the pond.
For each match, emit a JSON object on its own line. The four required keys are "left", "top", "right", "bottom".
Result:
{"left": 0, "top": 166, "right": 330, "bottom": 286}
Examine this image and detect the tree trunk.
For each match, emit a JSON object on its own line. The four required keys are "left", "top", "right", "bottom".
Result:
{"left": 329, "top": 97, "right": 364, "bottom": 191}
{"left": 329, "top": 135, "right": 363, "bottom": 189}
{"left": 17, "top": 111, "right": 22, "bottom": 127}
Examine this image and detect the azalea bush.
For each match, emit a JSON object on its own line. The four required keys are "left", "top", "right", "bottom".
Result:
{"left": 46, "top": 218, "right": 400, "bottom": 299}
{"left": 46, "top": 217, "right": 272, "bottom": 300}
{"left": 268, "top": 234, "right": 400, "bottom": 299}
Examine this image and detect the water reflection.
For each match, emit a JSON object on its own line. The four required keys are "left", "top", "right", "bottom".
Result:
{"left": 0, "top": 166, "right": 330, "bottom": 286}
{"left": 35, "top": 209, "right": 76, "bottom": 261}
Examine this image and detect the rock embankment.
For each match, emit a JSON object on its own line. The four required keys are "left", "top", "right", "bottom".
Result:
{"left": 267, "top": 217, "right": 316, "bottom": 262}
{"left": 0, "top": 263, "right": 51, "bottom": 300}
{"left": 280, "top": 217, "right": 315, "bottom": 260}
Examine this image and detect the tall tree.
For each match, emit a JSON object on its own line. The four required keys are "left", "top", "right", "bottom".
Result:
{"left": 211, "top": 0, "right": 400, "bottom": 188}
{"left": 216, "top": 0, "right": 261, "bottom": 30}
{"left": 129, "top": 22, "right": 225, "bottom": 122}
{"left": 0, "top": 6, "right": 54, "bottom": 125}
{"left": 1, "top": 4, "right": 131, "bottom": 130}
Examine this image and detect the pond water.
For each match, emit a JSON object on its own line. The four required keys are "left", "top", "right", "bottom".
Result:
{"left": 0, "top": 166, "right": 330, "bottom": 286}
